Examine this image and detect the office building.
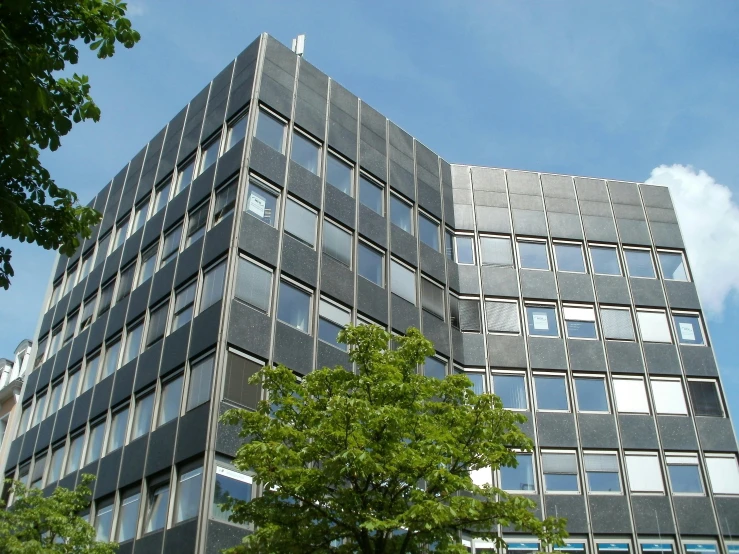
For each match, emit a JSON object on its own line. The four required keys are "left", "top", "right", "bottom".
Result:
{"left": 5, "top": 33, "right": 738, "bottom": 554}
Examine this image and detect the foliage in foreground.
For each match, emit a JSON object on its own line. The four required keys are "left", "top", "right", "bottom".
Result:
{"left": 222, "top": 324, "right": 567, "bottom": 553}
{"left": 0, "top": 474, "right": 117, "bottom": 553}
{"left": 0, "top": 0, "right": 140, "bottom": 289}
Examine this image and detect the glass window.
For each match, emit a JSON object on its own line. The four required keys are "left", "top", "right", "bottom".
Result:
{"left": 94, "top": 501, "right": 114, "bottom": 542}
{"left": 116, "top": 263, "right": 136, "bottom": 304}
{"left": 480, "top": 236, "right": 513, "bottom": 267}
{"left": 113, "top": 218, "right": 130, "bottom": 251}
{"left": 584, "top": 453, "right": 621, "bottom": 493}
{"left": 554, "top": 242, "right": 586, "bottom": 273}
{"left": 122, "top": 322, "right": 143, "bottom": 366}
{"left": 687, "top": 380, "right": 724, "bottom": 417}
{"left": 318, "top": 300, "right": 350, "bottom": 350}
{"left": 116, "top": 491, "right": 141, "bottom": 542}
{"left": 625, "top": 453, "right": 664, "bottom": 493}
{"left": 277, "top": 281, "right": 311, "bottom": 333}
{"left": 390, "top": 195, "right": 413, "bottom": 235}
{"left": 574, "top": 377, "right": 609, "bottom": 412}
{"left": 358, "top": 242, "right": 384, "bottom": 287}
{"left": 31, "top": 393, "right": 47, "bottom": 427}
{"left": 213, "top": 465, "right": 252, "bottom": 524}
{"left": 423, "top": 357, "right": 446, "bottom": 380}
{"left": 534, "top": 375, "right": 568, "bottom": 411}
{"left": 64, "top": 311, "right": 78, "bottom": 344}
{"left": 590, "top": 245, "right": 621, "bottom": 275}
{"left": 107, "top": 406, "right": 130, "bottom": 454}
{"left": 235, "top": 257, "right": 272, "bottom": 313}
{"left": 64, "top": 368, "right": 82, "bottom": 405}
{"left": 30, "top": 454, "right": 46, "bottom": 489}
{"left": 200, "top": 260, "right": 226, "bottom": 314}
{"left": 65, "top": 433, "right": 85, "bottom": 475}
{"left": 613, "top": 378, "right": 649, "bottom": 414}
{"left": 146, "top": 301, "right": 169, "bottom": 347}
{"left": 132, "top": 197, "right": 150, "bottom": 233}
{"left": 198, "top": 135, "right": 220, "bottom": 175}
{"left": 465, "top": 371, "right": 486, "bottom": 395}
{"left": 705, "top": 455, "right": 739, "bottom": 494}
{"left": 454, "top": 298, "right": 481, "bottom": 332}
{"left": 187, "top": 356, "right": 214, "bottom": 411}
{"left": 138, "top": 243, "right": 158, "bottom": 286}
{"left": 455, "top": 236, "right": 475, "bottom": 264}
{"left": 284, "top": 198, "right": 317, "bottom": 247}
{"left": 78, "top": 251, "right": 94, "bottom": 282}
{"left": 144, "top": 482, "right": 170, "bottom": 533}
{"left": 47, "top": 443, "right": 65, "bottom": 483}
{"left": 485, "top": 300, "right": 520, "bottom": 334}
{"left": 501, "top": 452, "right": 535, "bottom": 492}
{"left": 359, "top": 175, "right": 383, "bottom": 215}
{"left": 172, "top": 281, "right": 197, "bottom": 332}
{"left": 600, "top": 307, "right": 635, "bottom": 340}
{"left": 291, "top": 130, "right": 321, "bottom": 174}
{"left": 47, "top": 379, "right": 64, "bottom": 416}
{"left": 326, "top": 151, "right": 353, "bottom": 196}
{"left": 624, "top": 248, "right": 655, "bottom": 278}
{"left": 213, "top": 180, "right": 237, "bottom": 225}
{"left": 526, "top": 305, "right": 558, "bottom": 337}
{"left": 131, "top": 392, "right": 155, "bottom": 441}
{"left": 445, "top": 229, "right": 455, "bottom": 261}
{"left": 421, "top": 279, "right": 445, "bottom": 320}
{"left": 224, "top": 351, "right": 262, "bottom": 409}
{"left": 186, "top": 202, "right": 209, "bottom": 247}
{"left": 95, "top": 232, "right": 112, "bottom": 267}
{"left": 244, "top": 180, "right": 279, "bottom": 227}
{"left": 225, "top": 111, "right": 248, "bottom": 152}
{"left": 79, "top": 295, "right": 96, "bottom": 332}
{"left": 666, "top": 454, "right": 703, "bottom": 494}
{"left": 563, "top": 306, "right": 597, "bottom": 339}
{"left": 658, "top": 251, "right": 689, "bottom": 281}
{"left": 518, "top": 240, "right": 549, "bottom": 270}
{"left": 390, "top": 260, "right": 416, "bottom": 305}
{"left": 153, "top": 180, "right": 171, "bottom": 214}
{"left": 158, "top": 375, "right": 183, "bottom": 427}
{"left": 101, "top": 339, "right": 121, "bottom": 380}
{"left": 491, "top": 373, "right": 527, "bottom": 410}
{"left": 175, "top": 157, "right": 196, "bottom": 195}
{"left": 542, "top": 452, "right": 579, "bottom": 492}
{"left": 673, "top": 313, "right": 705, "bottom": 345}
{"left": 85, "top": 419, "right": 106, "bottom": 465}
{"left": 255, "top": 109, "right": 286, "bottom": 153}
{"left": 322, "top": 220, "right": 352, "bottom": 267}
{"left": 161, "top": 222, "right": 183, "bottom": 267}
{"left": 418, "top": 213, "right": 439, "bottom": 250}
{"left": 651, "top": 379, "right": 687, "bottom": 415}
{"left": 82, "top": 352, "right": 100, "bottom": 392}
{"left": 174, "top": 465, "right": 203, "bottom": 523}
{"left": 636, "top": 310, "right": 672, "bottom": 343}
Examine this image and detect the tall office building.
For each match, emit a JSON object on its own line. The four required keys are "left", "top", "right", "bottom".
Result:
{"left": 5, "top": 33, "right": 738, "bottom": 554}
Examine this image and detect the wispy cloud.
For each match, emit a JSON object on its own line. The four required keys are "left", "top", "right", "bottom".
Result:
{"left": 647, "top": 164, "right": 739, "bottom": 316}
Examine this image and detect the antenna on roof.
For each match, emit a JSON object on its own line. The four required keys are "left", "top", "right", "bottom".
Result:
{"left": 291, "top": 34, "right": 305, "bottom": 57}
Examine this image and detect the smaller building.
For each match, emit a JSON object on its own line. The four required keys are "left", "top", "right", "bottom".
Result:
{"left": 0, "top": 340, "right": 32, "bottom": 475}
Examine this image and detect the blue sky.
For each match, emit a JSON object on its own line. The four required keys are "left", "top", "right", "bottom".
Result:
{"left": 2, "top": 0, "right": 738, "bottom": 426}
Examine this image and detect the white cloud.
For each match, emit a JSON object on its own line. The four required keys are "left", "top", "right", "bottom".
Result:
{"left": 646, "top": 164, "right": 739, "bottom": 316}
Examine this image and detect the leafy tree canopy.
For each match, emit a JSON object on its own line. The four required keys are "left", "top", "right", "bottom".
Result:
{"left": 222, "top": 324, "right": 567, "bottom": 554}
{"left": 0, "top": 0, "right": 140, "bottom": 289}
{"left": 0, "top": 474, "right": 117, "bottom": 553}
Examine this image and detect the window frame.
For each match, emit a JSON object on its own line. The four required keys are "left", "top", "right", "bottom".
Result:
{"left": 517, "top": 237, "right": 550, "bottom": 271}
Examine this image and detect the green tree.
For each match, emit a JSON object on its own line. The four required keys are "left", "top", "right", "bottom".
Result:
{"left": 222, "top": 324, "right": 567, "bottom": 554}
{"left": 0, "top": 0, "right": 141, "bottom": 289}
{"left": 0, "top": 474, "right": 117, "bottom": 553}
